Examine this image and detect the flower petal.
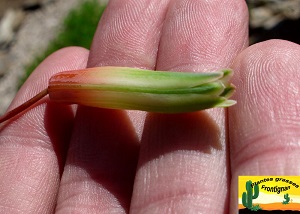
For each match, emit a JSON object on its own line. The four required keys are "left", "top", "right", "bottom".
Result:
{"left": 49, "top": 66, "right": 228, "bottom": 89}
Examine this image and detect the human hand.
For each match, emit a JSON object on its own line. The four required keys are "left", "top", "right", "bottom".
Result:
{"left": 0, "top": 0, "right": 299, "bottom": 213}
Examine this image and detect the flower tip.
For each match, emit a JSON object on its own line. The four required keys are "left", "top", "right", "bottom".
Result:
{"left": 216, "top": 99, "right": 237, "bottom": 108}
{"left": 220, "top": 83, "right": 236, "bottom": 98}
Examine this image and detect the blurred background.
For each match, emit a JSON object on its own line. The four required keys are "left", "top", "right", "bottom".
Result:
{"left": 0, "top": 0, "right": 299, "bottom": 114}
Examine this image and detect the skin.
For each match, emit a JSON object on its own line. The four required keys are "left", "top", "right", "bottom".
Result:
{"left": 0, "top": 0, "right": 299, "bottom": 213}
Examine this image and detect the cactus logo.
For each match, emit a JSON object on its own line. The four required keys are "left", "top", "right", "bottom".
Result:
{"left": 238, "top": 176, "right": 300, "bottom": 213}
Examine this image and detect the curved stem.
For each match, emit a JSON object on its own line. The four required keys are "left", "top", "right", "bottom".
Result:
{"left": 0, "top": 89, "right": 49, "bottom": 123}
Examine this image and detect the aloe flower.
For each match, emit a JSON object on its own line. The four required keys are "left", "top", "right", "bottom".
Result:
{"left": 0, "top": 66, "right": 236, "bottom": 123}
{"left": 48, "top": 66, "right": 236, "bottom": 113}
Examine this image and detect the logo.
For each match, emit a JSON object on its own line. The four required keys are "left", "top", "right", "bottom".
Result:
{"left": 238, "top": 176, "right": 300, "bottom": 213}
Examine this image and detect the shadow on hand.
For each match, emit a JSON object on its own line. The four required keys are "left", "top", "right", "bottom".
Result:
{"left": 44, "top": 102, "right": 75, "bottom": 175}
{"left": 138, "top": 111, "right": 222, "bottom": 168}
{"left": 61, "top": 106, "right": 140, "bottom": 211}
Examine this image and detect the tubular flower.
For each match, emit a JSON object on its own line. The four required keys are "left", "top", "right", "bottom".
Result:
{"left": 48, "top": 66, "right": 236, "bottom": 113}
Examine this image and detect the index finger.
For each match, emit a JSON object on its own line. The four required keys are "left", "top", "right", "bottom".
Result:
{"left": 0, "top": 47, "right": 89, "bottom": 213}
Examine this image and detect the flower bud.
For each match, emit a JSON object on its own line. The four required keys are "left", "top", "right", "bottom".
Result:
{"left": 48, "top": 66, "right": 236, "bottom": 113}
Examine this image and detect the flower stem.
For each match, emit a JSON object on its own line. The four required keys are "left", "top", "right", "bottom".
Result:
{"left": 0, "top": 89, "right": 48, "bottom": 123}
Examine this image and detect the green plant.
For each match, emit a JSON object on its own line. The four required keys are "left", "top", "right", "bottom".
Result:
{"left": 0, "top": 67, "right": 236, "bottom": 123}
{"left": 242, "top": 180, "right": 260, "bottom": 210}
{"left": 282, "top": 193, "right": 290, "bottom": 204}
{"left": 19, "top": 0, "right": 106, "bottom": 88}
{"left": 250, "top": 204, "right": 262, "bottom": 211}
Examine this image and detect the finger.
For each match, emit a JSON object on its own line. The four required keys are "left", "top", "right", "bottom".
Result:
{"left": 55, "top": 0, "right": 170, "bottom": 213}
{"left": 0, "top": 47, "right": 89, "bottom": 213}
{"left": 130, "top": 0, "right": 248, "bottom": 213}
{"left": 229, "top": 40, "right": 300, "bottom": 212}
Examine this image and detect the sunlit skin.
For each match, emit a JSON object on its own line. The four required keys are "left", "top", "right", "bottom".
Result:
{"left": 0, "top": 0, "right": 299, "bottom": 213}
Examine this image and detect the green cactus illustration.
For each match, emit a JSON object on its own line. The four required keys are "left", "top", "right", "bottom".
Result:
{"left": 251, "top": 205, "right": 262, "bottom": 211}
{"left": 282, "top": 193, "right": 290, "bottom": 204}
{"left": 242, "top": 180, "right": 260, "bottom": 210}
